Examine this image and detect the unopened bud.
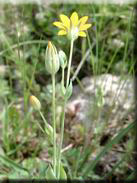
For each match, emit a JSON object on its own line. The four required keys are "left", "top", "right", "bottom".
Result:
{"left": 58, "top": 50, "right": 67, "bottom": 69}
{"left": 45, "top": 123, "right": 53, "bottom": 144}
{"left": 29, "top": 95, "right": 41, "bottom": 110}
{"left": 60, "top": 82, "right": 66, "bottom": 97}
{"left": 65, "top": 81, "right": 73, "bottom": 100}
{"left": 45, "top": 41, "right": 60, "bottom": 75}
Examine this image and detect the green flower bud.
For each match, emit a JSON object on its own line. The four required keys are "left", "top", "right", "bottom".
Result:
{"left": 65, "top": 81, "right": 73, "bottom": 100}
{"left": 60, "top": 82, "right": 66, "bottom": 97}
{"left": 29, "top": 95, "right": 41, "bottom": 111}
{"left": 58, "top": 50, "right": 67, "bottom": 69}
{"left": 45, "top": 123, "right": 53, "bottom": 145}
{"left": 45, "top": 41, "right": 60, "bottom": 75}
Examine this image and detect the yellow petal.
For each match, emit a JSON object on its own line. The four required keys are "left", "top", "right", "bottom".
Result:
{"left": 60, "top": 14, "right": 70, "bottom": 29}
{"left": 80, "top": 24, "right": 92, "bottom": 31}
{"left": 53, "top": 21, "right": 65, "bottom": 29}
{"left": 58, "top": 30, "right": 67, "bottom": 35}
{"left": 78, "top": 31, "right": 86, "bottom": 37}
{"left": 79, "top": 16, "right": 88, "bottom": 25}
{"left": 70, "top": 12, "right": 79, "bottom": 27}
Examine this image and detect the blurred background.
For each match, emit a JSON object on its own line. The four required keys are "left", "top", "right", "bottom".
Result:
{"left": 0, "top": 2, "right": 135, "bottom": 180}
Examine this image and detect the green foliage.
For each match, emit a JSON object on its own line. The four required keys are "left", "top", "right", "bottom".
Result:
{"left": 45, "top": 165, "right": 56, "bottom": 180}
{"left": 0, "top": 3, "right": 135, "bottom": 180}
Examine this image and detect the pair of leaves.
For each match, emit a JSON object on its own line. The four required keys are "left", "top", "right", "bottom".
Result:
{"left": 61, "top": 82, "right": 73, "bottom": 100}
{"left": 46, "top": 163, "right": 67, "bottom": 180}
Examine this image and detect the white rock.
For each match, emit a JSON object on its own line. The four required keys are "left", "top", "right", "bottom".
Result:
{"left": 66, "top": 74, "right": 134, "bottom": 127}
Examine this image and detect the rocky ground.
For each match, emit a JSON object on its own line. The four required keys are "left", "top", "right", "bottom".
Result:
{"left": 66, "top": 74, "right": 134, "bottom": 130}
{"left": 64, "top": 74, "right": 135, "bottom": 177}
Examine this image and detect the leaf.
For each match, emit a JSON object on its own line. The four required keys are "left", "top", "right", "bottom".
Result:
{"left": 0, "top": 155, "right": 29, "bottom": 175}
{"left": 127, "top": 170, "right": 136, "bottom": 180}
{"left": 65, "top": 81, "right": 73, "bottom": 100}
{"left": 45, "top": 124, "right": 53, "bottom": 145}
{"left": 103, "top": 154, "right": 127, "bottom": 179}
{"left": 8, "top": 106, "right": 20, "bottom": 123}
{"left": 60, "top": 163, "right": 67, "bottom": 180}
{"left": 45, "top": 165, "right": 56, "bottom": 180}
{"left": 81, "top": 121, "right": 135, "bottom": 177}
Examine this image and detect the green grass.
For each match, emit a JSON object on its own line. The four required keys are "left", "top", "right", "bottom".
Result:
{"left": 0, "top": 3, "right": 135, "bottom": 179}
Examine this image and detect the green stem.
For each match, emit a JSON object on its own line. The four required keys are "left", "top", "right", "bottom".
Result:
{"left": 52, "top": 73, "right": 56, "bottom": 176}
{"left": 62, "top": 67, "right": 65, "bottom": 87}
{"left": 57, "top": 40, "right": 74, "bottom": 178}
{"left": 66, "top": 40, "right": 74, "bottom": 87}
{"left": 39, "top": 110, "right": 48, "bottom": 129}
{"left": 57, "top": 67, "right": 65, "bottom": 178}
{"left": 57, "top": 100, "right": 66, "bottom": 179}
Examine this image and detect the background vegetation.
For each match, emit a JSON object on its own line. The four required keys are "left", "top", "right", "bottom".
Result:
{"left": 0, "top": 3, "right": 135, "bottom": 180}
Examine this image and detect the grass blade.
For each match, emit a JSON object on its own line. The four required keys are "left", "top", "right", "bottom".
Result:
{"left": 82, "top": 121, "right": 135, "bottom": 177}
{"left": 0, "top": 155, "right": 29, "bottom": 174}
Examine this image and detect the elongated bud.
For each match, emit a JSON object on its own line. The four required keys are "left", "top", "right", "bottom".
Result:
{"left": 45, "top": 123, "right": 54, "bottom": 144}
{"left": 61, "top": 83, "right": 66, "bottom": 96}
{"left": 29, "top": 95, "right": 41, "bottom": 110}
{"left": 58, "top": 50, "right": 67, "bottom": 69}
{"left": 65, "top": 81, "right": 73, "bottom": 100}
{"left": 45, "top": 41, "right": 60, "bottom": 75}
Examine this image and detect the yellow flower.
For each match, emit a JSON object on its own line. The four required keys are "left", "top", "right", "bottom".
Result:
{"left": 53, "top": 12, "right": 92, "bottom": 41}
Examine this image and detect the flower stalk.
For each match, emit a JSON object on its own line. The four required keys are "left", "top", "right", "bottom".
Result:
{"left": 30, "top": 12, "right": 91, "bottom": 178}
{"left": 42, "top": 11, "right": 92, "bottom": 179}
{"left": 66, "top": 40, "right": 74, "bottom": 87}
{"left": 45, "top": 41, "right": 60, "bottom": 177}
{"left": 52, "top": 73, "right": 57, "bottom": 175}
{"left": 57, "top": 40, "right": 74, "bottom": 179}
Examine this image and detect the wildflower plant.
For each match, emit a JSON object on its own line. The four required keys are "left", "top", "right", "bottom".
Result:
{"left": 30, "top": 11, "right": 91, "bottom": 180}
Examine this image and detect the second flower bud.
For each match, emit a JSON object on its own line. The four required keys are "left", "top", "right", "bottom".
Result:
{"left": 45, "top": 41, "right": 60, "bottom": 75}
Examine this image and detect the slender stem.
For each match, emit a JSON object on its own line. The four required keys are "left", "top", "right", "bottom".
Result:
{"left": 71, "top": 49, "right": 90, "bottom": 82}
{"left": 36, "top": 113, "right": 45, "bottom": 133}
{"left": 52, "top": 73, "right": 56, "bottom": 176}
{"left": 62, "top": 67, "right": 65, "bottom": 87}
{"left": 57, "top": 99, "right": 66, "bottom": 179}
{"left": 57, "top": 40, "right": 74, "bottom": 178}
{"left": 66, "top": 40, "right": 74, "bottom": 88}
{"left": 57, "top": 67, "right": 65, "bottom": 178}
{"left": 39, "top": 110, "right": 48, "bottom": 128}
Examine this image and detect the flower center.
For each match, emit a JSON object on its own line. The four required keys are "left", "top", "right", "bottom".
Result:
{"left": 68, "top": 26, "right": 79, "bottom": 41}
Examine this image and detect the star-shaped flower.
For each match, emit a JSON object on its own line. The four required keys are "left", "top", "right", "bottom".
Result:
{"left": 53, "top": 12, "right": 92, "bottom": 41}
